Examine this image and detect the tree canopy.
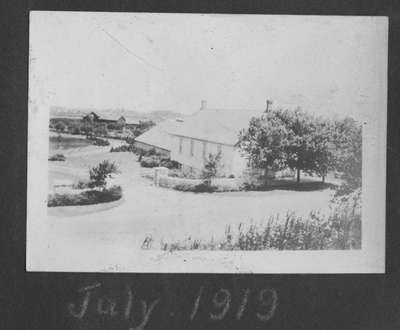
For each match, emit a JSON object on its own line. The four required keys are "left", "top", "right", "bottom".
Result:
{"left": 331, "top": 117, "right": 362, "bottom": 194}
{"left": 238, "top": 111, "right": 289, "bottom": 183}
{"left": 238, "top": 108, "right": 361, "bottom": 190}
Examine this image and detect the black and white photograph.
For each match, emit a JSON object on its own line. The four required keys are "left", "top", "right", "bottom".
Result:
{"left": 27, "top": 12, "right": 387, "bottom": 273}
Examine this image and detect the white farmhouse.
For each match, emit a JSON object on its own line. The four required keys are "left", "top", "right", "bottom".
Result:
{"left": 169, "top": 101, "right": 264, "bottom": 177}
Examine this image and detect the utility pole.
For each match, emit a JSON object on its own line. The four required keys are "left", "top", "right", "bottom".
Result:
{"left": 265, "top": 99, "right": 273, "bottom": 113}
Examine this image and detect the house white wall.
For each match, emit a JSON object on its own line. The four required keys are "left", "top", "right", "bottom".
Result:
{"left": 170, "top": 135, "right": 247, "bottom": 177}
{"left": 134, "top": 141, "right": 170, "bottom": 157}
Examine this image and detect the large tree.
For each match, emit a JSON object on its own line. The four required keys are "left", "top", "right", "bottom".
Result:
{"left": 274, "top": 108, "right": 320, "bottom": 183}
{"left": 331, "top": 117, "right": 362, "bottom": 194}
{"left": 309, "top": 118, "right": 336, "bottom": 183}
{"left": 239, "top": 108, "right": 336, "bottom": 184}
{"left": 238, "top": 111, "right": 288, "bottom": 184}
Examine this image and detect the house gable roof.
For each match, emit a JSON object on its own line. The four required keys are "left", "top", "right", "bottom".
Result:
{"left": 169, "top": 108, "right": 264, "bottom": 145}
{"left": 135, "top": 118, "right": 184, "bottom": 151}
{"left": 83, "top": 112, "right": 100, "bottom": 119}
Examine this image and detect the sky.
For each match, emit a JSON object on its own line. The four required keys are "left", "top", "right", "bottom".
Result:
{"left": 29, "top": 12, "right": 387, "bottom": 120}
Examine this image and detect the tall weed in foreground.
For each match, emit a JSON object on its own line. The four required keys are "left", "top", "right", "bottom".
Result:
{"left": 146, "top": 189, "right": 361, "bottom": 251}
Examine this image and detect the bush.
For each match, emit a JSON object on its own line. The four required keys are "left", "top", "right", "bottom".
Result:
{"left": 48, "top": 185, "right": 122, "bottom": 207}
{"left": 54, "top": 122, "right": 66, "bottom": 132}
{"left": 202, "top": 152, "right": 222, "bottom": 183}
{"left": 145, "top": 148, "right": 158, "bottom": 156}
{"left": 93, "top": 125, "right": 108, "bottom": 137}
{"left": 154, "top": 192, "right": 361, "bottom": 251}
{"left": 193, "top": 183, "right": 217, "bottom": 193}
{"left": 70, "top": 127, "right": 81, "bottom": 135}
{"left": 89, "top": 160, "right": 118, "bottom": 187}
{"left": 92, "top": 138, "right": 110, "bottom": 146}
{"left": 173, "top": 182, "right": 197, "bottom": 192}
{"left": 110, "top": 144, "right": 138, "bottom": 153}
{"left": 72, "top": 181, "right": 89, "bottom": 189}
{"left": 125, "top": 137, "right": 136, "bottom": 145}
{"left": 140, "top": 156, "right": 160, "bottom": 168}
{"left": 48, "top": 154, "right": 65, "bottom": 161}
{"left": 159, "top": 159, "right": 180, "bottom": 169}
{"left": 173, "top": 182, "right": 217, "bottom": 193}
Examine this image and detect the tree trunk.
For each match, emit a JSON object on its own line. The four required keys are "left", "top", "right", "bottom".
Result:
{"left": 296, "top": 168, "right": 300, "bottom": 184}
{"left": 322, "top": 175, "right": 325, "bottom": 183}
{"left": 264, "top": 167, "right": 269, "bottom": 186}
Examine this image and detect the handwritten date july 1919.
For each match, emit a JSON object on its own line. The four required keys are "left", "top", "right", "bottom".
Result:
{"left": 67, "top": 282, "right": 278, "bottom": 330}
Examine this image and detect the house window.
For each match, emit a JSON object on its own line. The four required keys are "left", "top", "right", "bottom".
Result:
{"left": 179, "top": 137, "right": 183, "bottom": 154}
{"left": 190, "top": 139, "right": 194, "bottom": 156}
{"left": 202, "top": 141, "right": 207, "bottom": 160}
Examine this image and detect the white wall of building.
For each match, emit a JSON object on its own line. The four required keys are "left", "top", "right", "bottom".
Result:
{"left": 170, "top": 135, "right": 248, "bottom": 177}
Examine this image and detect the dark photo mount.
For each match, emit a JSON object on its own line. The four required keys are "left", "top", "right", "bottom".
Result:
{"left": 0, "top": 1, "right": 399, "bottom": 330}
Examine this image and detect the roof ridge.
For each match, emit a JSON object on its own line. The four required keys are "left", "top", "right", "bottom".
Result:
{"left": 204, "top": 108, "right": 261, "bottom": 112}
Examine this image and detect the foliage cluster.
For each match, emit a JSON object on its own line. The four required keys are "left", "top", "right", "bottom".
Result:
{"left": 90, "top": 137, "right": 110, "bottom": 146}
{"left": 140, "top": 156, "right": 161, "bottom": 168}
{"left": 132, "top": 120, "right": 156, "bottom": 137}
{"left": 238, "top": 108, "right": 362, "bottom": 192}
{"left": 201, "top": 152, "right": 223, "bottom": 185}
{"left": 48, "top": 185, "right": 122, "bottom": 207}
{"left": 149, "top": 192, "right": 361, "bottom": 251}
{"left": 139, "top": 156, "right": 180, "bottom": 169}
{"left": 173, "top": 182, "right": 218, "bottom": 193}
{"left": 89, "top": 160, "right": 118, "bottom": 188}
{"left": 110, "top": 144, "right": 138, "bottom": 153}
{"left": 48, "top": 153, "right": 66, "bottom": 161}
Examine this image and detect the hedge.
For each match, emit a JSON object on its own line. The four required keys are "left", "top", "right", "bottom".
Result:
{"left": 48, "top": 185, "right": 122, "bottom": 207}
{"left": 48, "top": 154, "right": 66, "bottom": 161}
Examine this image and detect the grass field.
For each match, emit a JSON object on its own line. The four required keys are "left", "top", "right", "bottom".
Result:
{"left": 37, "top": 133, "right": 343, "bottom": 271}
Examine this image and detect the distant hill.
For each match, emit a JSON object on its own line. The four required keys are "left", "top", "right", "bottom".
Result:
{"left": 49, "top": 106, "right": 185, "bottom": 123}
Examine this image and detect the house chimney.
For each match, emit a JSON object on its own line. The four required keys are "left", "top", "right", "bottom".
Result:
{"left": 265, "top": 99, "right": 273, "bottom": 113}
{"left": 200, "top": 100, "right": 207, "bottom": 111}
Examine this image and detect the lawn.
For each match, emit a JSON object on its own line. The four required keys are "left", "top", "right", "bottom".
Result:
{"left": 40, "top": 135, "right": 337, "bottom": 272}
{"left": 46, "top": 138, "right": 334, "bottom": 242}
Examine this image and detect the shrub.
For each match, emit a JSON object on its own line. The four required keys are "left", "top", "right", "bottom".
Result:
{"left": 173, "top": 183, "right": 197, "bottom": 192}
{"left": 110, "top": 144, "right": 137, "bottom": 153}
{"left": 48, "top": 154, "right": 65, "bottom": 161}
{"left": 81, "top": 126, "right": 93, "bottom": 137}
{"left": 92, "top": 138, "right": 110, "bottom": 146}
{"left": 159, "top": 158, "right": 180, "bottom": 169}
{"left": 93, "top": 125, "right": 108, "bottom": 137}
{"left": 48, "top": 185, "right": 122, "bottom": 207}
{"left": 154, "top": 191, "right": 361, "bottom": 251}
{"left": 145, "top": 148, "right": 158, "bottom": 156}
{"left": 125, "top": 137, "right": 136, "bottom": 145}
{"left": 54, "top": 122, "right": 66, "bottom": 132}
{"left": 70, "top": 127, "right": 81, "bottom": 135}
{"left": 133, "top": 120, "right": 156, "bottom": 136}
{"left": 193, "top": 182, "right": 217, "bottom": 193}
{"left": 72, "top": 181, "right": 89, "bottom": 189}
{"left": 202, "top": 152, "right": 222, "bottom": 184}
{"left": 140, "top": 156, "right": 160, "bottom": 168}
{"left": 89, "top": 160, "right": 118, "bottom": 187}
{"left": 172, "top": 182, "right": 217, "bottom": 193}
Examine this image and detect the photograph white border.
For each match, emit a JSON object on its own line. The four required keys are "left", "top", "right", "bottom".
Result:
{"left": 26, "top": 13, "right": 387, "bottom": 273}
